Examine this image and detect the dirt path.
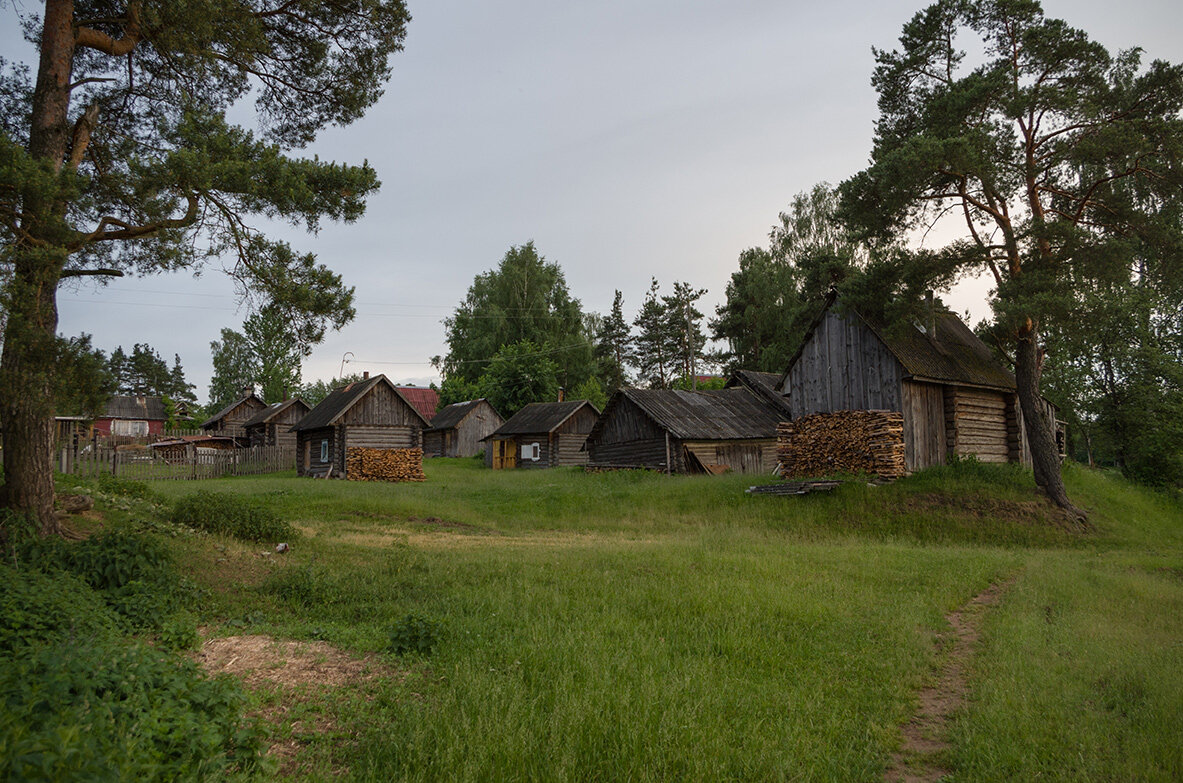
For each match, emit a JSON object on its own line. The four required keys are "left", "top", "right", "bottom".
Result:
{"left": 884, "top": 576, "right": 1015, "bottom": 783}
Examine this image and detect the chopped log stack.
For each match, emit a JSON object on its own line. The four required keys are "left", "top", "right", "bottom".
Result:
{"left": 778, "top": 410, "right": 906, "bottom": 479}
{"left": 346, "top": 447, "right": 425, "bottom": 482}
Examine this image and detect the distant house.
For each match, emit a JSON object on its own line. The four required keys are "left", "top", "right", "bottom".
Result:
{"left": 585, "top": 387, "right": 785, "bottom": 474}
{"left": 200, "top": 388, "right": 267, "bottom": 444}
{"left": 242, "top": 398, "right": 311, "bottom": 450}
{"left": 393, "top": 386, "right": 440, "bottom": 424}
{"left": 423, "top": 399, "right": 504, "bottom": 458}
{"left": 93, "top": 395, "right": 168, "bottom": 438}
{"left": 482, "top": 400, "right": 600, "bottom": 469}
{"left": 777, "top": 297, "right": 1063, "bottom": 472}
{"left": 291, "top": 373, "right": 431, "bottom": 477}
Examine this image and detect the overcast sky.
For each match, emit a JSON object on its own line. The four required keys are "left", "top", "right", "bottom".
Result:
{"left": 4, "top": 0, "right": 1182, "bottom": 403}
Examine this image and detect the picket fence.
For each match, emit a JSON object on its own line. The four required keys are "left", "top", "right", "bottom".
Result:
{"left": 60, "top": 444, "right": 295, "bottom": 481}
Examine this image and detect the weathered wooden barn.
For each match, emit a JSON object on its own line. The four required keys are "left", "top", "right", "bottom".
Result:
{"left": 724, "top": 370, "right": 794, "bottom": 418}
{"left": 243, "top": 398, "right": 310, "bottom": 450}
{"left": 93, "top": 395, "right": 168, "bottom": 438}
{"left": 291, "top": 374, "right": 431, "bottom": 477}
{"left": 201, "top": 388, "right": 267, "bottom": 444}
{"left": 585, "top": 387, "right": 785, "bottom": 474}
{"left": 777, "top": 298, "right": 1062, "bottom": 472}
{"left": 423, "top": 399, "right": 504, "bottom": 458}
{"left": 482, "top": 400, "right": 600, "bottom": 469}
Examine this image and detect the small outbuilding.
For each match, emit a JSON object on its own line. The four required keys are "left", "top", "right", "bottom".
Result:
{"left": 242, "top": 398, "right": 311, "bottom": 451}
{"left": 483, "top": 400, "right": 600, "bottom": 469}
{"left": 585, "top": 387, "right": 785, "bottom": 474}
{"left": 423, "top": 399, "right": 504, "bottom": 458}
{"left": 93, "top": 395, "right": 168, "bottom": 438}
{"left": 291, "top": 374, "right": 431, "bottom": 477}
{"left": 201, "top": 388, "right": 267, "bottom": 444}
{"left": 777, "top": 297, "right": 1063, "bottom": 472}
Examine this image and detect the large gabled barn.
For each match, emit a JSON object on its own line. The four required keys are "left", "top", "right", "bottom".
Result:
{"left": 423, "top": 399, "right": 504, "bottom": 458}
{"left": 585, "top": 387, "right": 785, "bottom": 474}
{"left": 777, "top": 297, "right": 1062, "bottom": 472}
{"left": 482, "top": 400, "right": 599, "bottom": 469}
{"left": 291, "top": 374, "right": 431, "bottom": 477}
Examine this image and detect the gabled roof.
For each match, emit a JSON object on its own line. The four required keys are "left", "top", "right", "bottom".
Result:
{"left": 241, "top": 398, "right": 310, "bottom": 429}
{"left": 101, "top": 395, "right": 167, "bottom": 421}
{"left": 394, "top": 386, "right": 440, "bottom": 423}
{"left": 425, "top": 399, "right": 501, "bottom": 432}
{"left": 484, "top": 400, "right": 599, "bottom": 438}
{"left": 291, "top": 374, "right": 431, "bottom": 431}
{"left": 201, "top": 390, "right": 265, "bottom": 428}
{"left": 781, "top": 297, "right": 1017, "bottom": 392}
{"left": 725, "top": 370, "right": 793, "bottom": 417}
{"left": 590, "top": 387, "right": 784, "bottom": 443}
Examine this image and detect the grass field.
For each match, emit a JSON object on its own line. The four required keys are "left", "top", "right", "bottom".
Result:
{"left": 135, "top": 459, "right": 1183, "bottom": 781}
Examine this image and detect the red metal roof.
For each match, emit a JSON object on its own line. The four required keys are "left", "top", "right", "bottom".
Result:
{"left": 394, "top": 386, "right": 440, "bottom": 422}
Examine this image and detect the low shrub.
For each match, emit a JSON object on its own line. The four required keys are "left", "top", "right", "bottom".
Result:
{"left": 172, "top": 491, "right": 295, "bottom": 542}
{"left": 157, "top": 613, "right": 200, "bottom": 652}
{"left": 0, "top": 639, "right": 267, "bottom": 781}
{"left": 388, "top": 612, "right": 440, "bottom": 656}
{"left": 94, "top": 473, "right": 155, "bottom": 500}
{"left": 0, "top": 565, "right": 120, "bottom": 655}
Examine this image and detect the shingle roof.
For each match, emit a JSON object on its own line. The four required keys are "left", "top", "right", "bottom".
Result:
{"left": 594, "top": 388, "right": 785, "bottom": 442}
{"left": 725, "top": 370, "right": 794, "bottom": 416}
{"left": 425, "top": 399, "right": 499, "bottom": 432}
{"left": 291, "top": 375, "right": 430, "bottom": 431}
{"left": 102, "top": 395, "right": 167, "bottom": 421}
{"left": 485, "top": 400, "right": 599, "bottom": 437}
{"left": 394, "top": 386, "right": 440, "bottom": 423}
{"left": 241, "top": 398, "right": 310, "bottom": 429}
{"left": 201, "top": 390, "right": 264, "bottom": 428}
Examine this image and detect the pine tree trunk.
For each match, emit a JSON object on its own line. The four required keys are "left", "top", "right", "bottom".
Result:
{"left": 1, "top": 0, "right": 76, "bottom": 534}
{"left": 1015, "top": 325, "right": 1083, "bottom": 519}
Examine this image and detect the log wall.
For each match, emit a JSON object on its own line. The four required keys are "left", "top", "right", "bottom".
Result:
{"left": 944, "top": 387, "right": 1011, "bottom": 463}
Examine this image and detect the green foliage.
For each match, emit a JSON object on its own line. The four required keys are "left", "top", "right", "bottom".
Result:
{"left": 435, "top": 374, "right": 483, "bottom": 409}
{"left": 388, "top": 612, "right": 440, "bottom": 656}
{"left": 476, "top": 340, "right": 561, "bottom": 418}
{"left": 210, "top": 304, "right": 304, "bottom": 408}
{"left": 53, "top": 332, "right": 115, "bottom": 418}
{"left": 0, "top": 565, "right": 120, "bottom": 655}
{"left": 437, "top": 243, "right": 595, "bottom": 391}
{"left": 94, "top": 473, "right": 155, "bottom": 500}
{"left": 570, "top": 376, "right": 608, "bottom": 410}
{"left": 157, "top": 614, "right": 201, "bottom": 653}
{"left": 0, "top": 640, "right": 266, "bottom": 781}
{"left": 172, "top": 491, "right": 295, "bottom": 542}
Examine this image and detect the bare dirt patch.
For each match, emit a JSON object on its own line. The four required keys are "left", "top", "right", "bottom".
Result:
{"left": 195, "top": 634, "right": 400, "bottom": 776}
{"left": 884, "top": 576, "right": 1016, "bottom": 783}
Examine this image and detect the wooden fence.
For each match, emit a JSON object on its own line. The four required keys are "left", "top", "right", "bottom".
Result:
{"left": 60, "top": 445, "right": 296, "bottom": 481}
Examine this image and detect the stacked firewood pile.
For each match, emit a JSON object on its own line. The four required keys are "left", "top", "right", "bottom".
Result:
{"left": 778, "top": 410, "right": 906, "bottom": 479}
{"left": 345, "top": 447, "right": 426, "bottom": 482}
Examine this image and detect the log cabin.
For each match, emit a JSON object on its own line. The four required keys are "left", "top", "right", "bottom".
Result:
{"left": 482, "top": 400, "right": 600, "bottom": 469}
{"left": 291, "top": 374, "right": 431, "bottom": 477}
{"left": 584, "top": 386, "right": 784, "bottom": 474}
{"left": 200, "top": 388, "right": 267, "bottom": 445}
{"left": 243, "top": 398, "right": 311, "bottom": 451}
{"left": 777, "top": 297, "right": 1063, "bottom": 472}
{"left": 423, "top": 399, "right": 504, "bottom": 458}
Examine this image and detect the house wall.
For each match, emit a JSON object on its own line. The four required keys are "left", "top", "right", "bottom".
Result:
{"left": 512, "top": 434, "right": 551, "bottom": 469}
{"left": 455, "top": 403, "right": 502, "bottom": 457}
{"left": 782, "top": 310, "right": 904, "bottom": 418}
{"left": 208, "top": 398, "right": 267, "bottom": 441}
{"left": 344, "top": 425, "right": 419, "bottom": 451}
{"left": 342, "top": 383, "right": 424, "bottom": 428}
{"left": 554, "top": 433, "right": 590, "bottom": 466}
{"left": 682, "top": 439, "right": 777, "bottom": 475}
{"left": 586, "top": 396, "right": 669, "bottom": 470}
{"left": 93, "top": 418, "right": 165, "bottom": 437}
{"left": 944, "top": 387, "right": 1011, "bottom": 463}
{"left": 423, "top": 430, "right": 445, "bottom": 458}
{"left": 902, "top": 380, "right": 947, "bottom": 471}
{"left": 297, "top": 426, "right": 339, "bottom": 476}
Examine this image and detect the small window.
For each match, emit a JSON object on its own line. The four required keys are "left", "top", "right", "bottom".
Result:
{"left": 520, "top": 442, "right": 541, "bottom": 462}
{"left": 320, "top": 439, "right": 329, "bottom": 462}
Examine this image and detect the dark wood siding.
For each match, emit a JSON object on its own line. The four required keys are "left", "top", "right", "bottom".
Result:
{"left": 944, "top": 387, "right": 1009, "bottom": 463}
{"left": 342, "top": 383, "right": 423, "bottom": 427}
{"left": 586, "top": 397, "right": 669, "bottom": 469}
{"left": 345, "top": 425, "right": 419, "bottom": 450}
{"left": 297, "top": 426, "right": 338, "bottom": 477}
{"left": 902, "top": 380, "right": 946, "bottom": 471}
{"left": 455, "top": 403, "right": 502, "bottom": 457}
{"left": 683, "top": 439, "right": 776, "bottom": 475}
{"left": 782, "top": 310, "right": 903, "bottom": 418}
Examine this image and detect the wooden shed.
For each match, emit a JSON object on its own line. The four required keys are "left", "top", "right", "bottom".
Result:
{"left": 242, "top": 398, "right": 310, "bottom": 451}
{"left": 201, "top": 388, "right": 267, "bottom": 445}
{"left": 777, "top": 298, "right": 1062, "bottom": 472}
{"left": 482, "top": 400, "right": 600, "bottom": 469}
{"left": 290, "top": 374, "right": 430, "bottom": 477}
{"left": 423, "top": 399, "right": 504, "bottom": 458}
{"left": 585, "top": 387, "right": 785, "bottom": 474}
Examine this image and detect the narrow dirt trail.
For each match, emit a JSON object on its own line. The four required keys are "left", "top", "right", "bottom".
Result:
{"left": 884, "top": 576, "right": 1015, "bottom": 783}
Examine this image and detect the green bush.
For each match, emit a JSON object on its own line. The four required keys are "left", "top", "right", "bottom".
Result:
{"left": 17, "top": 530, "right": 190, "bottom": 631}
{"left": 94, "top": 473, "right": 155, "bottom": 500}
{"left": 0, "top": 639, "right": 267, "bottom": 781}
{"left": 388, "top": 612, "right": 440, "bottom": 656}
{"left": 172, "top": 491, "right": 295, "bottom": 542}
{"left": 0, "top": 565, "right": 120, "bottom": 655}
{"left": 157, "top": 613, "right": 200, "bottom": 652}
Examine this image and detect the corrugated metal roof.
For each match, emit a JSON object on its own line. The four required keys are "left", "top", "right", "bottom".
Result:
{"left": 241, "top": 398, "right": 310, "bottom": 429}
{"left": 201, "top": 390, "right": 264, "bottom": 428}
{"left": 102, "top": 395, "right": 167, "bottom": 421}
{"left": 606, "top": 388, "right": 785, "bottom": 441}
{"left": 395, "top": 386, "right": 440, "bottom": 423}
{"left": 291, "top": 375, "right": 430, "bottom": 431}
{"left": 486, "top": 400, "right": 599, "bottom": 437}
{"left": 424, "top": 399, "right": 499, "bottom": 432}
